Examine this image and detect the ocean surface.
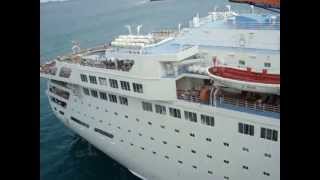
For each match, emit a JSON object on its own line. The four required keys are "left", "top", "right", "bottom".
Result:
{"left": 40, "top": 0, "right": 268, "bottom": 179}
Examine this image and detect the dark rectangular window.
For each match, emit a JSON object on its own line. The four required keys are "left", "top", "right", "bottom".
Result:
{"left": 260, "top": 127, "right": 278, "bottom": 142}
{"left": 201, "top": 115, "right": 214, "bottom": 127}
{"left": 133, "top": 83, "right": 143, "bottom": 93}
{"left": 80, "top": 74, "right": 88, "bottom": 82}
{"left": 142, "top": 102, "right": 152, "bottom": 112}
{"left": 238, "top": 123, "right": 254, "bottom": 136}
{"left": 184, "top": 111, "right": 197, "bottom": 122}
{"left": 98, "top": 77, "right": 107, "bottom": 86}
{"left": 70, "top": 116, "right": 89, "bottom": 128}
{"left": 119, "top": 96, "right": 128, "bottom": 105}
{"left": 94, "top": 128, "right": 114, "bottom": 139}
{"left": 99, "top": 91, "right": 107, "bottom": 100}
{"left": 90, "top": 89, "right": 98, "bottom": 98}
{"left": 155, "top": 104, "right": 166, "bottom": 115}
{"left": 89, "top": 75, "right": 97, "bottom": 84}
{"left": 109, "top": 94, "right": 117, "bottom": 103}
{"left": 83, "top": 88, "right": 89, "bottom": 95}
{"left": 120, "top": 81, "right": 130, "bottom": 91}
{"left": 169, "top": 107, "right": 181, "bottom": 118}
{"left": 109, "top": 79, "right": 118, "bottom": 88}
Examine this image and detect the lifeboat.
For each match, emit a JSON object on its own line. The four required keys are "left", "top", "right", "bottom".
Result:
{"left": 207, "top": 65, "right": 280, "bottom": 95}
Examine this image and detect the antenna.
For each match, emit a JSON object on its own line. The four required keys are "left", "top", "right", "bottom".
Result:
{"left": 136, "top": 25, "right": 142, "bottom": 35}
{"left": 226, "top": 5, "right": 231, "bottom": 12}
{"left": 250, "top": 5, "right": 254, "bottom": 14}
{"left": 125, "top": 25, "right": 132, "bottom": 35}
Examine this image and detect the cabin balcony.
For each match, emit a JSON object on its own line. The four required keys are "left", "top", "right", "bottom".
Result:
{"left": 176, "top": 88, "right": 280, "bottom": 119}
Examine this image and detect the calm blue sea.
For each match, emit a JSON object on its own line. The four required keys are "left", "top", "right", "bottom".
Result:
{"left": 40, "top": 0, "right": 267, "bottom": 179}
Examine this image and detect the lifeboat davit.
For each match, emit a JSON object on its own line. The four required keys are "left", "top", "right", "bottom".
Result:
{"left": 207, "top": 66, "right": 280, "bottom": 95}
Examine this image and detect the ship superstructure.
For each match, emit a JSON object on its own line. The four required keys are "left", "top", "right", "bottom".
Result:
{"left": 41, "top": 5, "right": 280, "bottom": 180}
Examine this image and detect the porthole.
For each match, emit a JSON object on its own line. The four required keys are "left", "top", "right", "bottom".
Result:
{"left": 162, "top": 141, "right": 167, "bottom": 144}
{"left": 140, "top": 147, "right": 145, "bottom": 150}
{"left": 264, "top": 153, "right": 271, "bottom": 158}
{"left": 128, "top": 130, "right": 131, "bottom": 133}
{"left": 176, "top": 145, "right": 181, "bottom": 149}
{"left": 174, "top": 129, "right": 180, "bottom": 133}
{"left": 208, "top": 170, "right": 213, "bottom": 175}
{"left": 148, "top": 121, "right": 152, "bottom": 125}
{"left": 150, "top": 137, "right": 155, "bottom": 140}
{"left": 130, "top": 143, "right": 134, "bottom": 146}
{"left": 224, "top": 176, "right": 229, "bottom": 180}
{"left": 191, "top": 150, "right": 196, "bottom": 154}
{"left": 125, "top": 115, "right": 128, "bottom": 118}
{"left": 263, "top": 172, "right": 270, "bottom": 176}
{"left": 160, "top": 125, "right": 165, "bottom": 129}
{"left": 178, "top": 160, "right": 183, "bottom": 164}
{"left": 224, "top": 160, "right": 229, "bottom": 164}
{"left": 152, "top": 151, "right": 157, "bottom": 154}
{"left": 136, "top": 118, "right": 140, "bottom": 122}
{"left": 207, "top": 154, "right": 212, "bottom": 159}
{"left": 139, "top": 133, "right": 142, "bottom": 136}
{"left": 192, "top": 165, "right": 197, "bottom": 169}
{"left": 206, "top": 138, "right": 212, "bottom": 142}
{"left": 242, "top": 147, "right": 249, "bottom": 152}
{"left": 165, "top": 155, "right": 169, "bottom": 159}
{"left": 223, "top": 142, "right": 229, "bottom": 147}
{"left": 105, "top": 109, "right": 108, "bottom": 112}
{"left": 114, "top": 112, "right": 118, "bottom": 116}
{"left": 242, "top": 165, "right": 248, "bottom": 170}
{"left": 190, "top": 133, "right": 195, "bottom": 137}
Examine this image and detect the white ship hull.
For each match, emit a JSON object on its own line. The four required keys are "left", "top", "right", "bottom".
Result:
{"left": 47, "top": 83, "right": 280, "bottom": 180}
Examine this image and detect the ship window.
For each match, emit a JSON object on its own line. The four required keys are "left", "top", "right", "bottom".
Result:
{"left": 264, "top": 153, "right": 271, "bottom": 158}
{"left": 201, "top": 115, "right": 214, "bottom": 127}
{"left": 150, "top": 137, "right": 155, "bottom": 140}
{"left": 224, "top": 142, "right": 229, "bottom": 147}
{"left": 152, "top": 151, "right": 156, "bottom": 154}
{"left": 238, "top": 123, "right": 254, "bottom": 136}
{"left": 224, "top": 176, "right": 229, "bottom": 179}
{"left": 83, "top": 88, "right": 89, "bottom": 95}
{"left": 206, "top": 138, "right": 212, "bottom": 142}
{"left": 191, "top": 150, "right": 196, "bottom": 153}
{"left": 148, "top": 121, "right": 152, "bottom": 125}
{"left": 208, "top": 171, "right": 213, "bottom": 175}
{"left": 80, "top": 74, "right": 88, "bottom": 82}
{"left": 133, "top": 83, "right": 143, "bottom": 93}
{"left": 176, "top": 145, "right": 181, "bottom": 149}
{"left": 264, "top": 62, "right": 271, "bottom": 68}
{"left": 140, "top": 147, "right": 145, "bottom": 150}
{"left": 178, "top": 160, "right": 183, "bottom": 164}
{"left": 263, "top": 172, "right": 270, "bottom": 176}
{"left": 90, "top": 90, "right": 98, "bottom": 98}
{"left": 142, "top": 102, "right": 153, "bottom": 112}
{"left": 192, "top": 165, "right": 197, "bottom": 169}
{"left": 169, "top": 108, "right": 181, "bottom": 118}
{"left": 239, "top": 60, "right": 245, "bottom": 66}
{"left": 70, "top": 116, "right": 89, "bottom": 128}
{"left": 138, "top": 133, "right": 142, "bottom": 136}
{"left": 165, "top": 155, "right": 169, "bottom": 159}
{"left": 162, "top": 141, "right": 167, "bottom": 144}
{"left": 243, "top": 165, "right": 248, "bottom": 170}
{"left": 224, "top": 160, "right": 229, "bottom": 164}
{"left": 242, "top": 147, "right": 249, "bottom": 152}
{"left": 120, "top": 81, "right": 130, "bottom": 91}
{"left": 89, "top": 75, "right": 97, "bottom": 84}
{"left": 98, "top": 77, "right": 107, "bottom": 86}
{"left": 119, "top": 96, "right": 128, "bottom": 105}
{"left": 190, "top": 133, "right": 195, "bottom": 137}
{"left": 174, "top": 129, "right": 180, "bottom": 133}
{"left": 160, "top": 125, "right": 165, "bottom": 129}
{"left": 109, "top": 79, "right": 118, "bottom": 88}
{"left": 261, "top": 127, "right": 278, "bottom": 141}
{"left": 99, "top": 92, "right": 108, "bottom": 100}
{"left": 207, "top": 154, "right": 212, "bottom": 159}
{"left": 184, "top": 111, "right": 197, "bottom": 122}
{"left": 155, "top": 104, "right": 166, "bottom": 115}
{"left": 109, "top": 94, "right": 117, "bottom": 103}
{"left": 130, "top": 143, "right": 134, "bottom": 146}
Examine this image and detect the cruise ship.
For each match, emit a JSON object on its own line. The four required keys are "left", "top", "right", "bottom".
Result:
{"left": 40, "top": 4, "right": 280, "bottom": 180}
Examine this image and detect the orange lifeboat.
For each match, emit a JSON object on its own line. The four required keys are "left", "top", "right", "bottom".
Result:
{"left": 200, "top": 86, "right": 210, "bottom": 103}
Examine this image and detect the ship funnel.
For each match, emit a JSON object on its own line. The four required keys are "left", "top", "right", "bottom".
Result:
{"left": 136, "top": 25, "right": 142, "bottom": 35}
{"left": 125, "top": 25, "right": 132, "bottom": 35}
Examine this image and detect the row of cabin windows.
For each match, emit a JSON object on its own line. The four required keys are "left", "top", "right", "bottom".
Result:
{"left": 261, "top": 127, "right": 278, "bottom": 141}
{"left": 238, "top": 123, "right": 279, "bottom": 141}
{"left": 80, "top": 74, "right": 143, "bottom": 93}
{"left": 238, "top": 60, "right": 271, "bottom": 68}
{"left": 82, "top": 87, "right": 128, "bottom": 105}
{"left": 142, "top": 102, "right": 214, "bottom": 127}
